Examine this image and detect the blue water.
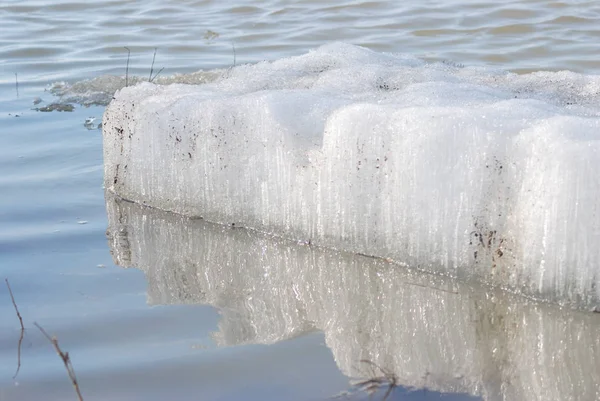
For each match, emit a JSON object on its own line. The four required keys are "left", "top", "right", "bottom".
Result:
{"left": 0, "top": 85, "right": 353, "bottom": 400}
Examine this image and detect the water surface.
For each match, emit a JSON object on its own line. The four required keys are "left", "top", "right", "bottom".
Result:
{"left": 1, "top": 1, "right": 599, "bottom": 400}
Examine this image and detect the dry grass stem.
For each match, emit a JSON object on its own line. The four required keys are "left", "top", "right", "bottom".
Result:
{"left": 5, "top": 278, "right": 24, "bottom": 329}
{"left": 232, "top": 42, "right": 236, "bottom": 67}
{"left": 5, "top": 278, "right": 25, "bottom": 379}
{"left": 150, "top": 67, "right": 164, "bottom": 83}
{"left": 149, "top": 47, "right": 157, "bottom": 82}
{"left": 35, "top": 323, "right": 84, "bottom": 401}
{"left": 148, "top": 47, "right": 165, "bottom": 82}
{"left": 14, "top": 73, "right": 19, "bottom": 98}
{"left": 124, "top": 46, "right": 131, "bottom": 87}
{"left": 351, "top": 360, "right": 399, "bottom": 401}
{"left": 14, "top": 328, "right": 24, "bottom": 379}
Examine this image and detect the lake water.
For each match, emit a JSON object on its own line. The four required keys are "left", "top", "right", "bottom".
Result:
{"left": 1, "top": 1, "right": 599, "bottom": 401}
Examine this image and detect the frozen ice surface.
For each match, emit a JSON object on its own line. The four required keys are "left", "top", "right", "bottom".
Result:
{"left": 49, "top": 70, "right": 222, "bottom": 106}
{"left": 103, "top": 43, "right": 600, "bottom": 307}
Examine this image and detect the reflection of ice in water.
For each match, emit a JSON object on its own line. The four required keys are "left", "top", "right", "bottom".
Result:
{"left": 83, "top": 116, "right": 96, "bottom": 130}
{"left": 106, "top": 193, "right": 600, "bottom": 401}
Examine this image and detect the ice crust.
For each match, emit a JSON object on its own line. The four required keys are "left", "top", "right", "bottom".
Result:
{"left": 106, "top": 195, "right": 600, "bottom": 401}
{"left": 103, "top": 43, "right": 600, "bottom": 306}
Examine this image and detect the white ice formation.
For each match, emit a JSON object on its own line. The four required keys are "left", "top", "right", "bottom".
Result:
{"left": 106, "top": 195, "right": 600, "bottom": 401}
{"left": 103, "top": 43, "right": 600, "bottom": 307}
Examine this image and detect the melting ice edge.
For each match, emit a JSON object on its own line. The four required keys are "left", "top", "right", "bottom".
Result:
{"left": 102, "top": 43, "right": 600, "bottom": 309}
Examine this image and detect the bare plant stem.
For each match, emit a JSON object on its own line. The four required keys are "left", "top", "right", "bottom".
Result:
{"left": 232, "top": 42, "right": 236, "bottom": 67}
{"left": 5, "top": 279, "right": 24, "bottom": 329}
{"left": 14, "top": 328, "right": 24, "bottom": 379}
{"left": 15, "top": 73, "right": 19, "bottom": 98}
{"left": 149, "top": 48, "right": 156, "bottom": 82}
{"left": 147, "top": 48, "right": 164, "bottom": 83}
{"left": 351, "top": 360, "right": 398, "bottom": 401}
{"left": 35, "top": 323, "right": 84, "bottom": 401}
{"left": 150, "top": 67, "right": 164, "bottom": 83}
{"left": 124, "top": 47, "right": 131, "bottom": 87}
{"left": 5, "top": 278, "right": 25, "bottom": 379}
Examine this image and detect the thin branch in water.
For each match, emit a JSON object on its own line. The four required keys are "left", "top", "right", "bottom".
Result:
{"left": 124, "top": 47, "right": 131, "bottom": 88}
{"left": 5, "top": 279, "right": 24, "bottom": 329}
{"left": 15, "top": 73, "right": 19, "bottom": 98}
{"left": 351, "top": 360, "right": 399, "bottom": 401}
{"left": 35, "top": 323, "right": 84, "bottom": 401}
{"left": 14, "top": 327, "right": 24, "bottom": 379}
{"left": 5, "top": 278, "right": 25, "bottom": 379}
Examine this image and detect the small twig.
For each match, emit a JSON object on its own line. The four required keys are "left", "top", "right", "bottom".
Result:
{"left": 232, "top": 42, "right": 236, "bottom": 67}
{"left": 351, "top": 360, "right": 398, "bottom": 401}
{"left": 13, "top": 328, "right": 25, "bottom": 380}
{"left": 5, "top": 279, "right": 25, "bottom": 379}
{"left": 150, "top": 67, "right": 164, "bottom": 83}
{"left": 124, "top": 47, "right": 131, "bottom": 87}
{"left": 14, "top": 327, "right": 24, "bottom": 379}
{"left": 149, "top": 48, "right": 156, "bottom": 82}
{"left": 148, "top": 48, "right": 164, "bottom": 83}
{"left": 15, "top": 73, "right": 19, "bottom": 98}
{"left": 35, "top": 323, "right": 84, "bottom": 401}
{"left": 5, "top": 279, "right": 23, "bottom": 329}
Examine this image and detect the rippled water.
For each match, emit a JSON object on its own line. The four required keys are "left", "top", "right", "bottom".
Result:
{"left": 1, "top": 1, "right": 600, "bottom": 401}
{"left": 2, "top": 0, "right": 600, "bottom": 84}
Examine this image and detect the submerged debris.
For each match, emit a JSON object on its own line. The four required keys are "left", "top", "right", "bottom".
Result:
{"left": 350, "top": 360, "right": 400, "bottom": 401}
{"left": 204, "top": 29, "right": 220, "bottom": 40}
{"left": 84, "top": 116, "right": 97, "bottom": 130}
{"left": 35, "top": 103, "right": 75, "bottom": 112}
